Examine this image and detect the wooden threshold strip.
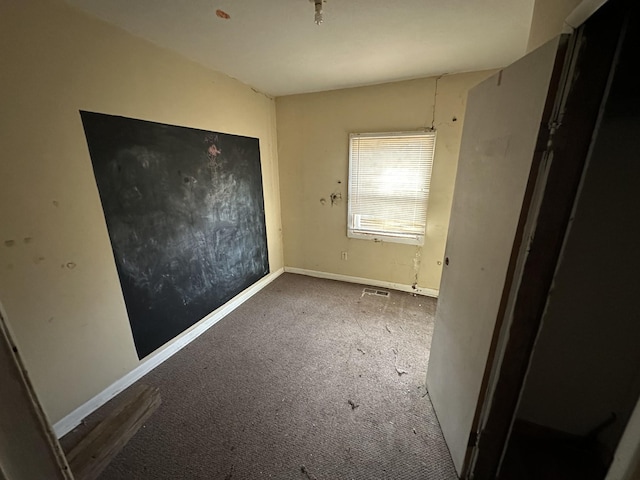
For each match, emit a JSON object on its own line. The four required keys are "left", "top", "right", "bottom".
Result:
{"left": 66, "top": 384, "right": 161, "bottom": 480}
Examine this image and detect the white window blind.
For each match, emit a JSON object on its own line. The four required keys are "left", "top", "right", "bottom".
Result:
{"left": 348, "top": 131, "right": 436, "bottom": 245}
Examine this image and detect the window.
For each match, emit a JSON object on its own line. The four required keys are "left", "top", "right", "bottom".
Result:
{"left": 348, "top": 131, "right": 436, "bottom": 246}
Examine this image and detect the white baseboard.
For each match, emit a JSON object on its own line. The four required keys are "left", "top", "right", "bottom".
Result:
{"left": 283, "top": 267, "right": 439, "bottom": 298}
{"left": 53, "top": 268, "right": 284, "bottom": 438}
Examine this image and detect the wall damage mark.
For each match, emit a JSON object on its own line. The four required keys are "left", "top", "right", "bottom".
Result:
{"left": 412, "top": 247, "right": 422, "bottom": 288}
{"left": 412, "top": 250, "right": 421, "bottom": 271}
{"left": 425, "top": 73, "right": 447, "bottom": 130}
{"left": 328, "top": 180, "right": 343, "bottom": 206}
{"left": 4, "top": 240, "right": 15, "bottom": 247}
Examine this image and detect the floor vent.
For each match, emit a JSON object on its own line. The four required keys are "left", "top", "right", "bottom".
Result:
{"left": 362, "top": 288, "right": 390, "bottom": 297}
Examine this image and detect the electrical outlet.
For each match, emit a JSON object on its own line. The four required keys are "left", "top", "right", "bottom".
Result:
{"left": 341, "top": 251, "right": 348, "bottom": 261}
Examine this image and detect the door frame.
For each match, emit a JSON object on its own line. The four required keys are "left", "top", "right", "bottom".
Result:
{"left": 0, "top": 303, "right": 73, "bottom": 479}
{"left": 467, "top": 1, "right": 630, "bottom": 478}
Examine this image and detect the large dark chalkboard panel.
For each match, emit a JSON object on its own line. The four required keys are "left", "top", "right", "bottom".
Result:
{"left": 80, "top": 111, "right": 269, "bottom": 358}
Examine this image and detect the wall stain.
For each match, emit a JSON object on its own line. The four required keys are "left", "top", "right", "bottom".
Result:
{"left": 23, "top": 237, "right": 33, "bottom": 244}
{"left": 52, "top": 200, "right": 59, "bottom": 207}
{"left": 412, "top": 247, "right": 422, "bottom": 288}
{"left": 34, "top": 255, "right": 45, "bottom": 264}
{"left": 4, "top": 240, "right": 15, "bottom": 247}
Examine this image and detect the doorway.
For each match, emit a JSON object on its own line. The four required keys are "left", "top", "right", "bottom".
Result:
{"left": 425, "top": 0, "right": 640, "bottom": 478}
{"left": 501, "top": 4, "right": 640, "bottom": 477}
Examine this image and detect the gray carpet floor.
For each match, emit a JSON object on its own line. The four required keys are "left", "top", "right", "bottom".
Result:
{"left": 61, "top": 273, "right": 457, "bottom": 479}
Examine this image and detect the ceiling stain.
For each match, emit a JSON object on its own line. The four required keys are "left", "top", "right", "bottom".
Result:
{"left": 216, "top": 9, "right": 230, "bottom": 20}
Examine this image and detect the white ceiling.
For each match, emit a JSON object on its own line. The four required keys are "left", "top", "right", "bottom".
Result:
{"left": 65, "top": 0, "right": 536, "bottom": 97}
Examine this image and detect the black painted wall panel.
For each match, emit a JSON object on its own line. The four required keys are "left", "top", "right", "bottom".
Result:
{"left": 80, "top": 112, "right": 269, "bottom": 358}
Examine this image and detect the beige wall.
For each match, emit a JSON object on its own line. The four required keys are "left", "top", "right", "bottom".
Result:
{"left": 276, "top": 72, "right": 493, "bottom": 293}
{"left": 527, "top": 0, "right": 582, "bottom": 52}
{"left": 0, "top": 0, "right": 283, "bottom": 424}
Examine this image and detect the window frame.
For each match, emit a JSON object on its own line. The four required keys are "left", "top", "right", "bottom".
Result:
{"left": 347, "top": 130, "right": 436, "bottom": 246}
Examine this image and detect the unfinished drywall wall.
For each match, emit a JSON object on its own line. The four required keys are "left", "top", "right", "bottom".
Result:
{"left": 517, "top": 28, "right": 640, "bottom": 455}
{"left": 276, "top": 72, "right": 493, "bottom": 293}
{"left": 0, "top": 0, "right": 283, "bottom": 425}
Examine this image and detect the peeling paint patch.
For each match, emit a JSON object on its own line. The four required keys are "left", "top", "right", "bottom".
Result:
{"left": 66, "top": 262, "right": 77, "bottom": 269}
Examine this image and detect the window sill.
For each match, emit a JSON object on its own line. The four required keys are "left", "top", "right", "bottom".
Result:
{"left": 347, "top": 230, "right": 424, "bottom": 246}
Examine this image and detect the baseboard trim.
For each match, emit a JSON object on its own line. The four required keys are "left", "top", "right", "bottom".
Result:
{"left": 283, "top": 267, "right": 439, "bottom": 298}
{"left": 53, "top": 268, "right": 284, "bottom": 438}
